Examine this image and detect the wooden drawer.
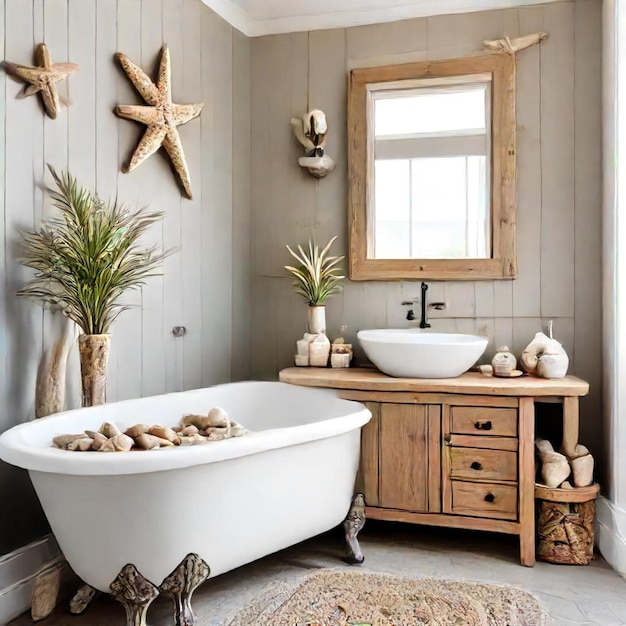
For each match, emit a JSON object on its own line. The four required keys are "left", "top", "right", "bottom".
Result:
{"left": 451, "top": 406, "right": 517, "bottom": 437}
{"left": 449, "top": 447, "right": 517, "bottom": 482}
{"left": 450, "top": 481, "right": 517, "bottom": 520}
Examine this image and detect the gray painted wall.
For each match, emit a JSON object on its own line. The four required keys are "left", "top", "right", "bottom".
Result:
{"left": 0, "top": 0, "right": 248, "bottom": 554}
{"left": 249, "top": 0, "right": 603, "bottom": 473}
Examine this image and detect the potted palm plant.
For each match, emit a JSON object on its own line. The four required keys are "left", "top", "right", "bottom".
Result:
{"left": 18, "top": 165, "right": 170, "bottom": 407}
{"left": 285, "top": 235, "right": 344, "bottom": 336}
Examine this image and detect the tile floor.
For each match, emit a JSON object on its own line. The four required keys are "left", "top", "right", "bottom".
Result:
{"left": 11, "top": 521, "right": 626, "bottom": 626}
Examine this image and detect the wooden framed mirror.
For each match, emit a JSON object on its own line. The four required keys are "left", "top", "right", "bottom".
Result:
{"left": 348, "top": 54, "right": 516, "bottom": 281}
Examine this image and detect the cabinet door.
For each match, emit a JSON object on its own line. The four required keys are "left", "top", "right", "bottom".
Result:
{"left": 379, "top": 404, "right": 441, "bottom": 512}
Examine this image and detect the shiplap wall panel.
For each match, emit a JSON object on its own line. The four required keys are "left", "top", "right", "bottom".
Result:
{"left": 249, "top": 0, "right": 603, "bottom": 457}
{"left": 140, "top": 0, "right": 167, "bottom": 398}
{"left": 540, "top": 2, "right": 576, "bottom": 318}
{"left": 513, "top": 7, "right": 543, "bottom": 318}
{"left": 202, "top": 9, "right": 232, "bottom": 386}
{"left": 285, "top": 34, "right": 316, "bottom": 266}
{"left": 114, "top": 0, "right": 144, "bottom": 402}
{"left": 346, "top": 18, "right": 428, "bottom": 61}
{"left": 574, "top": 0, "right": 603, "bottom": 458}
{"left": 96, "top": 0, "right": 120, "bottom": 401}
{"left": 0, "top": 0, "right": 242, "bottom": 553}
{"left": 309, "top": 29, "right": 347, "bottom": 253}
{"left": 181, "top": 0, "right": 204, "bottom": 391}
{"left": 5, "top": 0, "right": 41, "bottom": 425}
{"left": 163, "top": 0, "right": 185, "bottom": 393}
{"left": 231, "top": 29, "right": 251, "bottom": 381}
{"left": 250, "top": 37, "right": 273, "bottom": 277}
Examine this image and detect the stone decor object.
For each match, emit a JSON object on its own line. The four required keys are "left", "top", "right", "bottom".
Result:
{"left": 291, "top": 109, "right": 335, "bottom": 177}
{"left": 491, "top": 345, "right": 517, "bottom": 377}
{"left": 52, "top": 409, "right": 248, "bottom": 452}
{"left": 535, "top": 438, "right": 571, "bottom": 488}
{"left": 116, "top": 44, "right": 203, "bottom": 199}
{"left": 2, "top": 43, "right": 79, "bottom": 119}
{"left": 521, "top": 326, "right": 569, "bottom": 379}
{"left": 331, "top": 332, "right": 353, "bottom": 368}
{"left": 567, "top": 443, "right": 595, "bottom": 488}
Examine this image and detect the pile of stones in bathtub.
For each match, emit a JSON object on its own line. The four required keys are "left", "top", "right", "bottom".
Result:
{"left": 52, "top": 407, "right": 248, "bottom": 452}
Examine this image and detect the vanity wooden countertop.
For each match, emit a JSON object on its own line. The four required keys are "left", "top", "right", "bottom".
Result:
{"left": 278, "top": 367, "right": 589, "bottom": 397}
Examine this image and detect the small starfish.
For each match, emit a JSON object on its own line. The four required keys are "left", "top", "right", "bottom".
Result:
{"left": 2, "top": 43, "right": 79, "bottom": 119}
{"left": 115, "top": 44, "right": 203, "bottom": 199}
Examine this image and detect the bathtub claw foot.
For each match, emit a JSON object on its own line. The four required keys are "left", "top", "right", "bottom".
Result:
{"left": 69, "top": 584, "right": 99, "bottom": 614}
{"left": 343, "top": 493, "right": 366, "bottom": 565}
{"left": 159, "top": 553, "right": 210, "bottom": 626}
{"left": 110, "top": 564, "right": 159, "bottom": 626}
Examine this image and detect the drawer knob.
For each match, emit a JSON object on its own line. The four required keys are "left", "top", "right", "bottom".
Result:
{"left": 470, "top": 461, "right": 483, "bottom": 471}
{"left": 484, "top": 493, "right": 496, "bottom": 503}
{"left": 474, "top": 420, "right": 493, "bottom": 431}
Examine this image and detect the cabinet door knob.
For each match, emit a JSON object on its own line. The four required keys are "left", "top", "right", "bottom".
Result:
{"left": 470, "top": 461, "right": 483, "bottom": 471}
{"left": 474, "top": 420, "right": 493, "bottom": 431}
{"left": 484, "top": 493, "right": 495, "bottom": 503}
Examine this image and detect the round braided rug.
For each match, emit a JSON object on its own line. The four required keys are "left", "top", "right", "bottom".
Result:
{"left": 226, "top": 569, "right": 551, "bottom": 626}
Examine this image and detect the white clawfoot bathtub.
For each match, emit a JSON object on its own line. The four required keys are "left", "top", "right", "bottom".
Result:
{"left": 0, "top": 381, "right": 371, "bottom": 593}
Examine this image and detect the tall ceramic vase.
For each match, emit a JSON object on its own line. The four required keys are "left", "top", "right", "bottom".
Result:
{"left": 308, "top": 305, "right": 326, "bottom": 334}
{"left": 307, "top": 305, "right": 331, "bottom": 367}
{"left": 78, "top": 334, "right": 111, "bottom": 407}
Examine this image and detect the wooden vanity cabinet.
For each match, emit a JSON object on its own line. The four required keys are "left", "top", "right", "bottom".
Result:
{"left": 278, "top": 368, "right": 589, "bottom": 567}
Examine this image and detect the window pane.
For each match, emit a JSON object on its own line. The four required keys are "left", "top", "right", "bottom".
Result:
{"left": 375, "top": 86, "right": 487, "bottom": 137}
{"left": 374, "top": 160, "right": 410, "bottom": 258}
{"left": 410, "top": 156, "right": 489, "bottom": 259}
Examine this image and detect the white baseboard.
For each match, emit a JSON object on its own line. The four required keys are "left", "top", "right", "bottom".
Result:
{"left": 0, "top": 535, "right": 61, "bottom": 625}
{"left": 596, "top": 496, "right": 626, "bottom": 578}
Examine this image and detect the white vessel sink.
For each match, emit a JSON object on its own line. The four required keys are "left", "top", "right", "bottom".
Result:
{"left": 357, "top": 329, "right": 488, "bottom": 379}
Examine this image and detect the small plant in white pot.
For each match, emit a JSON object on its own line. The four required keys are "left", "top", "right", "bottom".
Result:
{"left": 17, "top": 165, "right": 171, "bottom": 408}
{"left": 285, "top": 236, "right": 344, "bottom": 367}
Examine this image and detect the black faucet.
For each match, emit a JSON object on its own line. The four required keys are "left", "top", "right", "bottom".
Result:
{"left": 420, "top": 282, "right": 431, "bottom": 329}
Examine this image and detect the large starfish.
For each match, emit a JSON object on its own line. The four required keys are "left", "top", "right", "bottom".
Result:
{"left": 2, "top": 43, "right": 79, "bottom": 119}
{"left": 115, "top": 44, "right": 203, "bottom": 199}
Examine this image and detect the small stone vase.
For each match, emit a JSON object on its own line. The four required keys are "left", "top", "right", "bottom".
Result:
{"left": 79, "top": 334, "right": 111, "bottom": 407}
{"left": 307, "top": 305, "right": 326, "bottom": 334}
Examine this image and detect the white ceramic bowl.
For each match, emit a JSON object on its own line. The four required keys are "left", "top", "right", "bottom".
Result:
{"left": 357, "top": 329, "right": 488, "bottom": 378}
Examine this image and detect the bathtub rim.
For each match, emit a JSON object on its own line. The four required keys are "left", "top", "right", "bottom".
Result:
{"left": 0, "top": 381, "right": 371, "bottom": 476}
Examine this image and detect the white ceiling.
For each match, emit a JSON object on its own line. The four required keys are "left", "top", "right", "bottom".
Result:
{"left": 201, "top": 0, "right": 566, "bottom": 37}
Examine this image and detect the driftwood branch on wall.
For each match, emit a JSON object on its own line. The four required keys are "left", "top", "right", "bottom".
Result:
{"left": 482, "top": 32, "right": 548, "bottom": 55}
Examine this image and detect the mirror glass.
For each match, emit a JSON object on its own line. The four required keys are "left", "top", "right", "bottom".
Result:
{"left": 348, "top": 54, "right": 516, "bottom": 281}
{"left": 371, "top": 75, "right": 491, "bottom": 260}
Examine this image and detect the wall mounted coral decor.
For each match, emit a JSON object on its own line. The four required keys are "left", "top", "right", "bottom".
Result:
{"left": 2, "top": 43, "right": 79, "bottom": 119}
{"left": 115, "top": 44, "right": 203, "bottom": 199}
